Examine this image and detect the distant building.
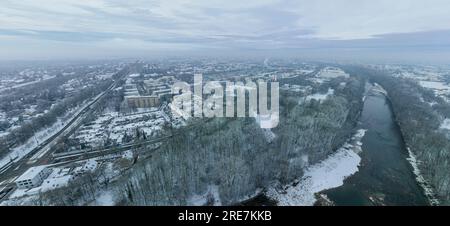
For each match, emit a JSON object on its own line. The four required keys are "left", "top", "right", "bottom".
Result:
{"left": 123, "top": 76, "right": 161, "bottom": 108}
{"left": 144, "top": 79, "right": 174, "bottom": 92}
{"left": 15, "top": 165, "right": 52, "bottom": 189}
{"left": 125, "top": 95, "right": 160, "bottom": 108}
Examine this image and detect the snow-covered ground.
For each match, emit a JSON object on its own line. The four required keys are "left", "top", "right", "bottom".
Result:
{"left": 317, "top": 67, "right": 350, "bottom": 79}
{"left": 266, "top": 129, "right": 366, "bottom": 206}
{"left": 387, "top": 65, "right": 450, "bottom": 102}
{"left": 419, "top": 81, "right": 450, "bottom": 90}
{"left": 308, "top": 67, "right": 349, "bottom": 84}
{"left": 93, "top": 190, "right": 115, "bottom": 206}
{"left": 262, "top": 129, "right": 276, "bottom": 143}
{"left": 187, "top": 185, "right": 222, "bottom": 206}
{"left": 439, "top": 119, "right": 450, "bottom": 130}
{"left": 301, "top": 88, "right": 334, "bottom": 103}
{"left": 372, "top": 83, "right": 388, "bottom": 96}
{"left": 418, "top": 81, "right": 450, "bottom": 101}
{"left": 0, "top": 76, "right": 56, "bottom": 93}
{"left": 256, "top": 113, "right": 279, "bottom": 129}
{"left": 406, "top": 147, "right": 440, "bottom": 205}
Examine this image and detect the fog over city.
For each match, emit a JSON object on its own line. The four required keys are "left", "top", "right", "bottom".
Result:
{"left": 1, "top": 0, "right": 450, "bottom": 63}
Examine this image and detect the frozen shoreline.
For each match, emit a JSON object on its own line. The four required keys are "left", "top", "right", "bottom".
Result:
{"left": 265, "top": 129, "right": 366, "bottom": 206}
{"left": 406, "top": 147, "right": 440, "bottom": 205}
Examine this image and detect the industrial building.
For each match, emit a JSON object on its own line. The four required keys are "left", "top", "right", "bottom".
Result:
{"left": 123, "top": 75, "right": 176, "bottom": 109}
{"left": 15, "top": 165, "right": 52, "bottom": 189}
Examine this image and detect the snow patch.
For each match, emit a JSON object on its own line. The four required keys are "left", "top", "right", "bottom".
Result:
{"left": 419, "top": 81, "right": 450, "bottom": 90}
{"left": 187, "top": 185, "right": 222, "bottom": 206}
{"left": 372, "top": 83, "right": 388, "bottom": 96}
{"left": 266, "top": 129, "right": 366, "bottom": 206}
{"left": 94, "top": 191, "right": 115, "bottom": 206}
{"left": 317, "top": 67, "right": 349, "bottom": 79}
{"left": 406, "top": 147, "right": 440, "bottom": 205}
{"left": 301, "top": 88, "right": 334, "bottom": 103}
{"left": 439, "top": 119, "right": 450, "bottom": 130}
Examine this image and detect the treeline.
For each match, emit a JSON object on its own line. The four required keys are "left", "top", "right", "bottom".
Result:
{"left": 349, "top": 66, "right": 450, "bottom": 204}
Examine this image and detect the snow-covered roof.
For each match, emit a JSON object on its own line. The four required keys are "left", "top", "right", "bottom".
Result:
{"left": 82, "top": 159, "right": 98, "bottom": 172}
{"left": 15, "top": 165, "right": 48, "bottom": 182}
{"left": 128, "top": 73, "right": 140, "bottom": 78}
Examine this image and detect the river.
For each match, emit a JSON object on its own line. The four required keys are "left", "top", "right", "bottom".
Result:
{"left": 242, "top": 83, "right": 430, "bottom": 206}
{"left": 322, "top": 84, "right": 429, "bottom": 205}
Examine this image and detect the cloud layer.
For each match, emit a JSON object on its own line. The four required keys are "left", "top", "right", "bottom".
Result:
{"left": 1, "top": 0, "right": 450, "bottom": 62}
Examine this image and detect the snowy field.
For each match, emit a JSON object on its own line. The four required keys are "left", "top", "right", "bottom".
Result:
{"left": 302, "top": 88, "right": 335, "bottom": 103}
{"left": 419, "top": 81, "right": 450, "bottom": 91}
{"left": 307, "top": 67, "right": 349, "bottom": 84}
{"left": 391, "top": 66, "right": 450, "bottom": 102}
{"left": 418, "top": 81, "right": 450, "bottom": 101}
{"left": 266, "top": 129, "right": 366, "bottom": 206}
{"left": 317, "top": 67, "right": 350, "bottom": 79}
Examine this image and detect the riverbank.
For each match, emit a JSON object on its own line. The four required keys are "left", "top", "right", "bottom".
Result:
{"left": 264, "top": 129, "right": 366, "bottom": 206}
{"left": 323, "top": 84, "right": 430, "bottom": 205}
{"left": 406, "top": 147, "right": 440, "bottom": 205}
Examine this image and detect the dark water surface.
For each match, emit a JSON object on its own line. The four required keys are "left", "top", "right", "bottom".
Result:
{"left": 323, "top": 89, "right": 429, "bottom": 205}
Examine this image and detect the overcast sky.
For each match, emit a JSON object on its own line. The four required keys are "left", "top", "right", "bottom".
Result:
{"left": 1, "top": 0, "right": 450, "bottom": 63}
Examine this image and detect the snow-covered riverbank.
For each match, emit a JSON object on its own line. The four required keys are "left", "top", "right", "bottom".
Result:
{"left": 266, "top": 129, "right": 366, "bottom": 206}
{"left": 406, "top": 147, "right": 440, "bottom": 205}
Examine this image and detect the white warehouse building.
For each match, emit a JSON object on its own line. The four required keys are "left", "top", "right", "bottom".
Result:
{"left": 15, "top": 165, "right": 52, "bottom": 189}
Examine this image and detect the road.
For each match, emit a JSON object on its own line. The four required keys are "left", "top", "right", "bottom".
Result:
{"left": 0, "top": 65, "right": 132, "bottom": 185}
{"left": 52, "top": 135, "right": 172, "bottom": 162}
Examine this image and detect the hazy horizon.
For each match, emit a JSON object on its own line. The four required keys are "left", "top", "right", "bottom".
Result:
{"left": 1, "top": 0, "right": 450, "bottom": 64}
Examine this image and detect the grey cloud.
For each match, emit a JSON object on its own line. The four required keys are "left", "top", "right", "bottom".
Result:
{"left": 0, "top": 0, "right": 450, "bottom": 62}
